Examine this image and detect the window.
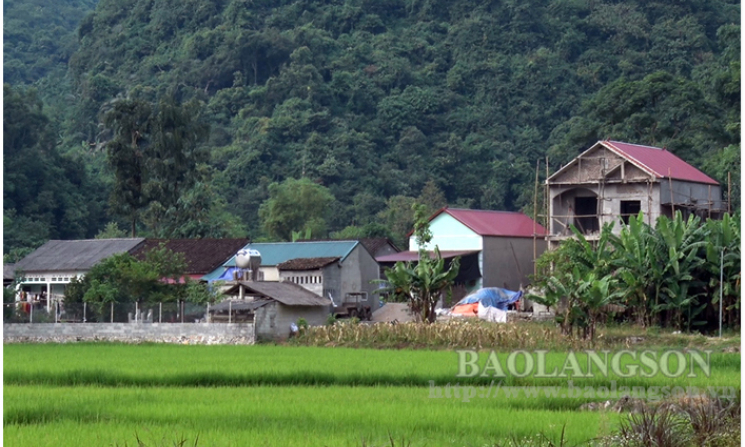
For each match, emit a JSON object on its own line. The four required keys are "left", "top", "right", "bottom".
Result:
{"left": 620, "top": 200, "right": 641, "bottom": 225}
{"left": 574, "top": 196, "right": 599, "bottom": 234}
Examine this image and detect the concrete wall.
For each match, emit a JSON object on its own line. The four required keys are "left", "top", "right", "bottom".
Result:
{"left": 322, "top": 263, "right": 342, "bottom": 305}
{"left": 3, "top": 323, "right": 254, "bottom": 343}
{"left": 410, "top": 213, "right": 484, "bottom": 289}
{"left": 339, "top": 245, "right": 381, "bottom": 310}
{"left": 482, "top": 237, "right": 544, "bottom": 290}
{"left": 254, "top": 302, "right": 329, "bottom": 341}
{"left": 409, "top": 214, "right": 483, "bottom": 252}
{"left": 279, "top": 269, "right": 324, "bottom": 295}
{"left": 254, "top": 301, "right": 278, "bottom": 341}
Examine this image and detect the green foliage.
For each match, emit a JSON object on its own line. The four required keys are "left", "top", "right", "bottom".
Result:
{"left": 64, "top": 247, "right": 193, "bottom": 320}
{"left": 378, "top": 204, "right": 460, "bottom": 323}
{"left": 533, "top": 211, "right": 741, "bottom": 336}
{"left": 95, "top": 222, "right": 128, "bottom": 239}
{"left": 3, "top": 0, "right": 740, "bottom": 243}
{"left": 3, "top": 84, "right": 107, "bottom": 255}
{"left": 258, "top": 177, "right": 335, "bottom": 241}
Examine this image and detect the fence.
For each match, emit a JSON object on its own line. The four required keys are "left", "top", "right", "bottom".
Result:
{"left": 2, "top": 301, "right": 227, "bottom": 324}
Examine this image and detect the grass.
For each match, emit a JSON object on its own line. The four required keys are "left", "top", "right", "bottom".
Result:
{"left": 3, "top": 327, "right": 740, "bottom": 446}
{"left": 4, "top": 344, "right": 739, "bottom": 389}
{"left": 4, "top": 385, "right": 616, "bottom": 447}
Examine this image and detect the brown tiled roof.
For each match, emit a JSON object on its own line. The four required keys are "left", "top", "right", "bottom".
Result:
{"left": 358, "top": 238, "right": 400, "bottom": 255}
{"left": 223, "top": 281, "right": 331, "bottom": 306}
{"left": 131, "top": 239, "right": 249, "bottom": 275}
{"left": 276, "top": 257, "right": 340, "bottom": 271}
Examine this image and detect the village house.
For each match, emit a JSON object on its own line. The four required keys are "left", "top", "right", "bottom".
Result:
{"left": 376, "top": 208, "right": 547, "bottom": 300}
{"left": 215, "top": 281, "right": 331, "bottom": 341}
{"left": 130, "top": 238, "right": 249, "bottom": 282}
{"left": 546, "top": 140, "right": 725, "bottom": 249}
{"left": 12, "top": 238, "right": 249, "bottom": 310}
{"left": 12, "top": 238, "right": 146, "bottom": 310}
{"left": 203, "top": 240, "right": 382, "bottom": 310}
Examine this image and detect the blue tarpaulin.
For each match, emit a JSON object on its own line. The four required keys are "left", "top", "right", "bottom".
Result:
{"left": 454, "top": 287, "right": 523, "bottom": 310}
{"left": 209, "top": 267, "right": 240, "bottom": 282}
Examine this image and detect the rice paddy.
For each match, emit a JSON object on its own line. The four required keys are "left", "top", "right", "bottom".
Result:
{"left": 4, "top": 343, "right": 740, "bottom": 446}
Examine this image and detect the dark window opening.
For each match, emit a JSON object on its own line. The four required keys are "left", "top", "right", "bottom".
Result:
{"left": 574, "top": 196, "right": 599, "bottom": 234}
{"left": 620, "top": 200, "right": 641, "bottom": 224}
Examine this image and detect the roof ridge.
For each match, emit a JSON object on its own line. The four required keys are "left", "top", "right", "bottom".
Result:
{"left": 607, "top": 140, "right": 665, "bottom": 151}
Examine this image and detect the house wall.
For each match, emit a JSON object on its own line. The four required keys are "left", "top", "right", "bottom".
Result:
{"left": 482, "top": 237, "right": 544, "bottom": 290}
{"left": 321, "top": 263, "right": 342, "bottom": 306}
{"left": 371, "top": 244, "right": 398, "bottom": 258}
{"left": 409, "top": 213, "right": 484, "bottom": 289}
{"left": 259, "top": 267, "right": 280, "bottom": 281}
{"left": 254, "top": 301, "right": 279, "bottom": 341}
{"left": 409, "top": 214, "right": 483, "bottom": 252}
{"left": 550, "top": 180, "right": 721, "bottom": 242}
{"left": 279, "top": 269, "right": 324, "bottom": 296}
{"left": 255, "top": 302, "right": 329, "bottom": 341}
{"left": 339, "top": 245, "right": 381, "bottom": 310}
{"left": 16, "top": 270, "right": 85, "bottom": 301}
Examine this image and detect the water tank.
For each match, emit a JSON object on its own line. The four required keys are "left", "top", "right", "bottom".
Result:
{"left": 235, "top": 249, "right": 261, "bottom": 271}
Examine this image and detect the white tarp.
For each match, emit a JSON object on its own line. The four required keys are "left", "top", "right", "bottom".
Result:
{"left": 477, "top": 301, "right": 507, "bottom": 323}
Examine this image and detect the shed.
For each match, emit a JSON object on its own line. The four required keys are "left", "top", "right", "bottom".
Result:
{"left": 220, "top": 281, "right": 332, "bottom": 341}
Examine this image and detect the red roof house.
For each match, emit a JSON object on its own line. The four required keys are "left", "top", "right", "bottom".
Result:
{"left": 546, "top": 140, "right": 724, "bottom": 248}
{"left": 378, "top": 208, "right": 546, "bottom": 293}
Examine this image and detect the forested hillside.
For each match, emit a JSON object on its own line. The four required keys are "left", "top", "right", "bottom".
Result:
{"left": 4, "top": 0, "right": 741, "bottom": 254}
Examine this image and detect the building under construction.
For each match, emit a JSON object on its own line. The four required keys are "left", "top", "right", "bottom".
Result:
{"left": 546, "top": 140, "right": 727, "bottom": 249}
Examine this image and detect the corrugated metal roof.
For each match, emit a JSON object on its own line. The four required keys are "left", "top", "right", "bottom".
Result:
{"left": 277, "top": 257, "right": 340, "bottom": 271}
{"left": 376, "top": 250, "right": 479, "bottom": 263}
{"left": 223, "top": 281, "right": 331, "bottom": 306}
{"left": 130, "top": 239, "right": 249, "bottom": 274}
{"left": 221, "top": 241, "right": 360, "bottom": 267}
{"left": 428, "top": 208, "right": 547, "bottom": 238}
{"left": 604, "top": 141, "right": 719, "bottom": 185}
{"left": 14, "top": 239, "right": 145, "bottom": 273}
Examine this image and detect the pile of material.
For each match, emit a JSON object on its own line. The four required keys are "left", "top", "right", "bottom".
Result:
{"left": 446, "top": 287, "right": 523, "bottom": 323}
{"left": 371, "top": 303, "right": 415, "bottom": 323}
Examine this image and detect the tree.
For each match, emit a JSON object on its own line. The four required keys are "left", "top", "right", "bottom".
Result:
{"left": 104, "top": 94, "right": 221, "bottom": 237}
{"left": 258, "top": 177, "right": 335, "bottom": 241}
{"left": 64, "top": 246, "right": 192, "bottom": 321}
{"left": 103, "top": 98, "right": 152, "bottom": 237}
{"left": 378, "top": 204, "right": 460, "bottom": 323}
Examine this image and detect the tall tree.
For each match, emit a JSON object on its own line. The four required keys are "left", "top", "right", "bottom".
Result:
{"left": 104, "top": 98, "right": 152, "bottom": 237}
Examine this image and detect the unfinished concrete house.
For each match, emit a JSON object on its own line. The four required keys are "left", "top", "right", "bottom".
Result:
{"left": 546, "top": 140, "right": 725, "bottom": 249}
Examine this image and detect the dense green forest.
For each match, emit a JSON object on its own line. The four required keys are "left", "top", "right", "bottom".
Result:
{"left": 3, "top": 0, "right": 741, "bottom": 255}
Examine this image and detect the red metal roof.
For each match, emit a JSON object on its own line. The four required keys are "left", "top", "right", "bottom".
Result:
{"left": 430, "top": 208, "right": 547, "bottom": 238}
{"left": 604, "top": 141, "right": 718, "bottom": 185}
{"left": 376, "top": 250, "right": 479, "bottom": 263}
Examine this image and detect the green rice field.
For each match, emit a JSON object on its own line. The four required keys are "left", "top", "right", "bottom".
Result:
{"left": 4, "top": 344, "right": 740, "bottom": 446}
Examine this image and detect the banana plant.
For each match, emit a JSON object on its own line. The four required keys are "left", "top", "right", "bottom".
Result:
{"left": 612, "top": 212, "right": 660, "bottom": 326}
